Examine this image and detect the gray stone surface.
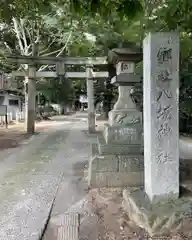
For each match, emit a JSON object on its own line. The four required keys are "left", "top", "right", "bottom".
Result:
{"left": 88, "top": 155, "right": 144, "bottom": 187}
{"left": 103, "top": 123, "right": 143, "bottom": 145}
{"left": 118, "top": 155, "right": 144, "bottom": 172}
{"left": 87, "top": 69, "right": 95, "bottom": 133}
{"left": 108, "top": 109, "right": 142, "bottom": 127}
{"left": 143, "top": 32, "right": 180, "bottom": 202}
{"left": 91, "top": 142, "right": 99, "bottom": 157}
{"left": 44, "top": 213, "right": 79, "bottom": 240}
{"left": 97, "top": 136, "right": 144, "bottom": 155}
{"left": 89, "top": 171, "right": 143, "bottom": 188}
{"left": 89, "top": 155, "right": 144, "bottom": 172}
{"left": 89, "top": 155, "right": 119, "bottom": 172}
{"left": 50, "top": 213, "right": 80, "bottom": 227}
{"left": 57, "top": 226, "right": 78, "bottom": 240}
{"left": 123, "top": 187, "right": 192, "bottom": 236}
{"left": 88, "top": 112, "right": 95, "bottom": 133}
{"left": 111, "top": 73, "right": 141, "bottom": 85}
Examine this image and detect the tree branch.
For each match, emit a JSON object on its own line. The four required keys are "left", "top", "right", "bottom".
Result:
{"left": 20, "top": 19, "right": 28, "bottom": 54}
{"left": 3, "top": 42, "right": 12, "bottom": 53}
{"left": 12, "top": 17, "right": 25, "bottom": 55}
{"left": 25, "top": 24, "right": 32, "bottom": 45}
{"left": 39, "top": 37, "right": 57, "bottom": 55}
{"left": 38, "top": 30, "right": 73, "bottom": 72}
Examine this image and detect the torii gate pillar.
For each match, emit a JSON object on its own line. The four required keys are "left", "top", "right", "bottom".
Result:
{"left": 25, "top": 65, "right": 36, "bottom": 134}
{"left": 86, "top": 67, "right": 96, "bottom": 133}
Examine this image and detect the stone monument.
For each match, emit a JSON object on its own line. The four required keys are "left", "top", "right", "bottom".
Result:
{"left": 123, "top": 32, "right": 192, "bottom": 236}
{"left": 88, "top": 42, "right": 144, "bottom": 187}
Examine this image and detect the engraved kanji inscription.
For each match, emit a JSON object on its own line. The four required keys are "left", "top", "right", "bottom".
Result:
{"left": 157, "top": 122, "right": 171, "bottom": 139}
{"left": 156, "top": 104, "right": 172, "bottom": 120}
{"left": 156, "top": 88, "right": 173, "bottom": 102}
{"left": 156, "top": 152, "right": 173, "bottom": 163}
{"left": 157, "top": 48, "right": 172, "bottom": 64}
{"left": 157, "top": 69, "right": 172, "bottom": 82}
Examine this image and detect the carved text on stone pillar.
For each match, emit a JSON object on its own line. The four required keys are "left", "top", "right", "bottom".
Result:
{"left": 157, "top": 48, "right": 172, "bottom": 64}
{"left": 155, "top": 46, "right": 173, "bottom": 164}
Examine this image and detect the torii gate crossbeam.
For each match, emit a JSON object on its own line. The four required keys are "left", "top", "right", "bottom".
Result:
{"left": 8, "top": 55, "right": 108, "bottom": 134}
{"left": 12, "top": 71, "right": 109, "bottom": 79}
{"left": 6, "top": 55, "right": 107, "bottom": 65}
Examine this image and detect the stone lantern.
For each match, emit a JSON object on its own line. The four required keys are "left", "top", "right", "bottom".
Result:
{"left": 105, "top": 42, "right": 143, "bottom": 145}
{"left": 88, "top": 42, "right": 144, "bottom": 188}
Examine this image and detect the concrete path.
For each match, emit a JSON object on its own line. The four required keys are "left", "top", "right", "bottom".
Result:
{"left": 0, "top": 113, "right": 96, "bottom": 240}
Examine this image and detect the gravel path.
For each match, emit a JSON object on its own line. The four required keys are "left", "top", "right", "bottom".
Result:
{"left": 0, "top": 114, "right": 94, "bottom": 239}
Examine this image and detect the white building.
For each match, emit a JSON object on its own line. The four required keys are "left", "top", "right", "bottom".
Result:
{"left": 0, "top": 72, "right": 23, "bottom": 120}
{"left": 0, "top": 91, "right": 23, "bottom": 120}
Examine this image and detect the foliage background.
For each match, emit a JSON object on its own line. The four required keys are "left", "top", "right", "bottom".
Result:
{"left": 1, "top": 0, "right": 192, "bottom": 132}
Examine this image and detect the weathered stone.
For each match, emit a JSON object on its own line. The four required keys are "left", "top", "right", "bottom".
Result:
{"left": 143, "top": 32, "right": 180, "bottom": 202}
{"left": 97, "top": 136, "right": 144, "bottom": 155}
{"left": 103, "top": 123, "right": 143, "bottom": 145}
{"left": 88, "top": 154, "right": 144, "bottom": 188}
{"left": 118, "top": 155, "right": 144, "bottom": 172}
{"left": 87, "top": 45, "right": 143, "bottom": 189}
{"left": 44, "top": 213, "right": 80, "bottom": 240}
{"left": 50, "top": 213, "right": 80, "bottom": 227}
{"left": 116, "top": 61, "right": 135, "bottom": 75}
{"left": 91, "top": 143, "right": 99, "bottom": 157}
{"left": 111, "top": 73, "right": 141, "bottom": 85}
{"left": 57, "top": 226, "right": 78, "bottom": 240}
{"left": 88, "top": 112, "right": 95, "bottom": 133}
{"left": 89, "top": 155, "right": 118, "bottom": 172}
{"left": 123, "top": 187, "right": 192, "bottom": 236}
{"left": 87, "top": 68, "right": 95, "bottom": 134}
{"left": 89, "top": 171, "right": 144, "bottom": 188}
{"left": 108, "top": 109, "right": 142, "bottom": 127}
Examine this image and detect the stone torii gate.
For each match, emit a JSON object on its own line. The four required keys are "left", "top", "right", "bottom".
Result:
{"left": 7, "top": 55, "right": 108, "bottom": 133}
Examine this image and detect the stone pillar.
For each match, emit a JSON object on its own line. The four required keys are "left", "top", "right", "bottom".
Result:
{"left": 86, "top": 67, "right": 95, "bottom": 133}
{"left": 143, "top": 32, "right": 180, "bottom": 202}
{"left": 25, "top": 65, "right": 36, "bottom": 134}
{"left": 122, "top": 33, "right": 190, "bottom": 236}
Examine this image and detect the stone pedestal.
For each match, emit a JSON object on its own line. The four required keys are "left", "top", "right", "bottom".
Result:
{"left": 122, "top": 32, "right": 189, "bottom": 236}
{"left": 88, "top": 53, "right": 143, "bottom": 187}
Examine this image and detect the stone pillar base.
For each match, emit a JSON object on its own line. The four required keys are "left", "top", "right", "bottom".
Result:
{"left": 103, "top": 123, "right": 143, "bottom": 145}
{"left": 123, "top": 187, "right": 192, "bottom": 236}
{"left": 97, "top": 135, "right": 143, "bottom": 155}
{"left": 88, "top": 154, "right": 144, "bottom": 188}
{"left": 88, "top": 112, "right": 95, "bottom": 133}
{"left": 25, "top": 109, "right": 35, "bottom": 133}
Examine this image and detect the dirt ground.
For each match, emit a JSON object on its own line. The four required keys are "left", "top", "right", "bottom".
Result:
{"left": 0, "top": 121, "right": 52, "bottom": 150}
{"left": 80, "top": 188, "right": 192, "bottom": 240}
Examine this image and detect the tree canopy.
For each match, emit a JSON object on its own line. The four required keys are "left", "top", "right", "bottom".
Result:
{"left": 1, "top": 0, "right": 192, "bottom": 132}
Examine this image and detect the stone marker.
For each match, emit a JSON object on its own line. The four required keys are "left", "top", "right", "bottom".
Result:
{"left": 143, "top": 32, "right": 180, "bottom": 202}
{"left": 122, "top": 33, "right": 192, "bottom": 236}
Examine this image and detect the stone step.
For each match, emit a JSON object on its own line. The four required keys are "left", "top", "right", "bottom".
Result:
{"left": 97, "top": 136, "right": 144, "bottom": 155}
{"left": 103, "top": 123, "right": 143, "bottom": 145}
{"left": 43, "top": 213, "right": 80, "bottom": 240}
{"left": 88, "top": 154, "right": 144, "bottom": 188}
{"left": 91, "top": 142, "right": 99, "bottom": 157}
